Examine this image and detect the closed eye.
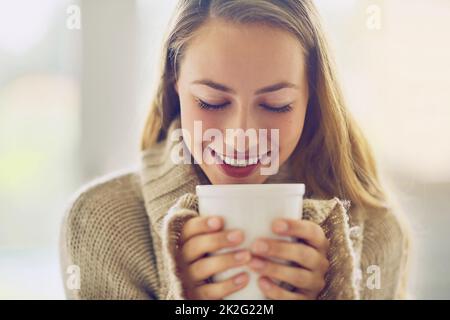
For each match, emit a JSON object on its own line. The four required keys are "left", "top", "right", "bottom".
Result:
{"left": 196, "top": 98, "right": 293, "bottom": 113}
{"left": 259, "top": 103, "right": 293, "bottom": 113}
{"left": 196, "top": 98, "right": 229, "bottom": 111}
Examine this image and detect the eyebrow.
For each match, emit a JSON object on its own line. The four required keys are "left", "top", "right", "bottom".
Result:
{"left": 191, "top": 79, "right": 299, "bottom": 95}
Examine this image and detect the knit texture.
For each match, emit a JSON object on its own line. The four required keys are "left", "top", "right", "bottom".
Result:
{"left": 60, "top": 117, "right": 410, "bottom": 300}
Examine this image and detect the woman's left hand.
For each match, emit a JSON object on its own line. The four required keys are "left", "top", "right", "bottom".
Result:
{"left": 247, "top": 218, "right": 330, "bottom": 300}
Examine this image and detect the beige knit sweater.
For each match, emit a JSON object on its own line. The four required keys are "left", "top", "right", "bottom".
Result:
{"left": 59, "top": 118, "right": 410, "bottom": 300}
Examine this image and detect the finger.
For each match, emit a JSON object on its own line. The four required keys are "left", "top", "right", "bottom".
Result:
{"left": 250, "top": 238, "right": 329, "bottom": 272}
{"left": 188, "top": 249, "right": 251, "bottom": 283}
{"left": 272, "top": 219, "right": 329, "bottom": 253}
{"left": 181, "top": 216, "right": 224, "bottom": 244}
{"left": 248, "top": 256, "right": 323, "bottom": 292}
{"left": 182, "top": 229, "right": 244, "bottom": 263}
{"left": 193, "top": 272, "right": 250, "bottom": 300}
{"left": 258, "top": 276, "right": 309, "bottom": 300}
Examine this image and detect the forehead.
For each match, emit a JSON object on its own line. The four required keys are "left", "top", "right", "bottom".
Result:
{"left": 180, "top": 18, "right": 307, "bottom": 88}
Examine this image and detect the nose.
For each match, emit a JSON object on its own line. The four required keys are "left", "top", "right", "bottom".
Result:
{"left": 223, "top": 102, "right": 259, "bottom": 155}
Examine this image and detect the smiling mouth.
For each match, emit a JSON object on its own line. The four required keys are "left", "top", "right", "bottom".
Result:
{"left": 208, "top": 146, "right": 270, "bottom": 167}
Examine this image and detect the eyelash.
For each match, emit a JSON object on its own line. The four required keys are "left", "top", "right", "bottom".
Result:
{"left": 196, "top": 99, "right": 293, "bottom": 113}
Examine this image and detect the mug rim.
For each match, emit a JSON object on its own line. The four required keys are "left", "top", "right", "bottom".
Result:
{"left": 196, "top": 183, "right": 305, "bottom": 197}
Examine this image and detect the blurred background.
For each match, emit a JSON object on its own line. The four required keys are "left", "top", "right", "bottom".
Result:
{"left": 0, "top": 0, "right": 449, "bottom": 299}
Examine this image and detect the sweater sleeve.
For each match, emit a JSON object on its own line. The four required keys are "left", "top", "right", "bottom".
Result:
{"left": 59, "top": 173, "right": 160, "bottom": 299}
{"left": 358, "top": 208, "right": 411, "bottom": 299}
{"left": 158, "top": 193, "right": 200, "bottom": 300}
{"left": 302, "top": 198, "right": 362, "bottom": 299}
{"left": 303, "top": 199, "right": 410, "bottom": 300}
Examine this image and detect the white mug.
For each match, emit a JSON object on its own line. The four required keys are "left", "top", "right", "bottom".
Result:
{"left": 196, "top": 183, "right": 305, "bottom": 300}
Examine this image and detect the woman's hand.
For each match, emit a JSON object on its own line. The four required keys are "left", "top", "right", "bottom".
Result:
{"left": 177, "top": 216, "right": 251, "bottom": 299}
{"left": 248, "top": 218, "right": 330, "bottom": 300}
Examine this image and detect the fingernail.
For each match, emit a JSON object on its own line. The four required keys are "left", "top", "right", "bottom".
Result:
{"left": 227, "top": 230, "right": 243, "bottom": 243}
{"left": 207, "top": 217, "right": 221, "bottom": 230}
{"left": 234, "top": 273, "right": 248, "bottom": 285}
{"left": 273, "top": 219, "right": 288, "bottom": 233}
{"left": 234, "top": 250, "right": 250, "bottom": 262}
{"left": 260, "top": 278, "right": 272, "bottom": 290}
{"left": 249, "top": 258, "right": 266, "bottom": 270}
{"left": 251, "top": 240, "right": 269, "bottom": 254}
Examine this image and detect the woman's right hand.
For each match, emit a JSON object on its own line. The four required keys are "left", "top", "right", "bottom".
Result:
{"left": 177, "top": 215, "right": 251, "bottom": 299}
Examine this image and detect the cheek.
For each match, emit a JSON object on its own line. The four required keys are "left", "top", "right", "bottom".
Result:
{"left": 180, "top": 95, "right": 219, "bottom": 126}
{"left": 179, "top": 98, "right": 220, "bottom": 158}
{"left": 278, "top": 109, "right": 306, "bottom": 157}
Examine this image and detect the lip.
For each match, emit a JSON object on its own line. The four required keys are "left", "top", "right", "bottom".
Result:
{"left": 207, "top": 146, "right": 267, "bottom": 178}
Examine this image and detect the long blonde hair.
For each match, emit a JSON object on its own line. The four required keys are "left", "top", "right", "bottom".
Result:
{"left": 141, "top": 0, "right": 388, "bottom": 210}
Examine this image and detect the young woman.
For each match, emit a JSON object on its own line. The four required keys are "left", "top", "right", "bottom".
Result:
{"left": 60, "top": 0, "right": 410, "bottom": 300}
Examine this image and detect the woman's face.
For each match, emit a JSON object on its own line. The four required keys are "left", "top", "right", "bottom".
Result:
{"left": 175, "top": 19, "right": 309, "bottom": 184}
